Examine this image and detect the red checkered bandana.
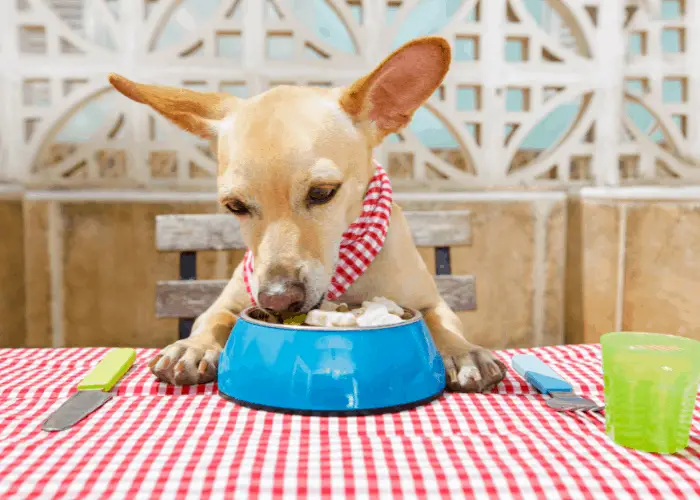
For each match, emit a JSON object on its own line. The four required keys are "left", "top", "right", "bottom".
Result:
{"left": 243, "top": 161, "right": 393, "bottom": 305}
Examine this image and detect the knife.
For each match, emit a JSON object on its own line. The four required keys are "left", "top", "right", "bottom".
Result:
{"left": 42, "top": 348, "right": 136, "bottom": 432}
{"left": 511, "top": 354, "right": 603, "bottom": 412}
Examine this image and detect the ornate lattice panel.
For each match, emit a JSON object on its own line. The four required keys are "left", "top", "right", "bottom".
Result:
{"left": 0, "top": 0, "right": 698, "bottom": 189}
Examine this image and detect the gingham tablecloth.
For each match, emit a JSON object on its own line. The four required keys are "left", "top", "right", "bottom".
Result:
{"left": 0, "top": 345, "right": 698, "bottom": 499}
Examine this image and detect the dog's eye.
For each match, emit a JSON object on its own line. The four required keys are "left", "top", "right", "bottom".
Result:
{"left": 224, "top": 200, "right": 250, "bottom": 216}
{"left": 307, "top": 185, "right": 339, "bottom": 206}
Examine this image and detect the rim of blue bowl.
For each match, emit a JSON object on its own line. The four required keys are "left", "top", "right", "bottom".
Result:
{"left": 239, "top": 305, "right": 424, "bottom": 331}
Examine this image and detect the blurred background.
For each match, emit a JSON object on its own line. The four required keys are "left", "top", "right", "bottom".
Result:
{"left": 1, "top": 0, "right": 699, "bottom": 349}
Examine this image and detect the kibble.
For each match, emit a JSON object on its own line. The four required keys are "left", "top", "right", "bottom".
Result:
{"left": 247, "top": 296, "right": 414, "bottom": 328}
{"left": 283, "top": 314, "right": 307, "bottom": 325}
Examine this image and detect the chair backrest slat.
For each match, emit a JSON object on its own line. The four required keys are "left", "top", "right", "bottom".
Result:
{"left": 156, "top": 275, "right": 476, "bottom": 318}
{"left": 156, "top": 214, "right": 245, "bottom": 252}
{"left": 155, "top": 210, "right": 471, "bottom": 252}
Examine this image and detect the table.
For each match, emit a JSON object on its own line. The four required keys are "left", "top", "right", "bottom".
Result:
{"left": 0, "top": 344, "right": 698, "bottom": 498}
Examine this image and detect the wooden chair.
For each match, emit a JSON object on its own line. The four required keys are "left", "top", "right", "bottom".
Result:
{"left": 155, "top": 211, "right": 476, "bottom": 338}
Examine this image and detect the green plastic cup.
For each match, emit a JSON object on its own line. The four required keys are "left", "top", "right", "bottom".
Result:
{"left": 601, "top": 332, "right": 700, "bottom": 454}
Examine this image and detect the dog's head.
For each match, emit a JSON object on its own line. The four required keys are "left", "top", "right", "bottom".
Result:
{"left": 110, "top": 37, "right": 450, "bottom": 312}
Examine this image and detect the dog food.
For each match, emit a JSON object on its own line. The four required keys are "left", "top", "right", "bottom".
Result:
{"left": 247, "top": 297, "right": 415, "bottom": 327}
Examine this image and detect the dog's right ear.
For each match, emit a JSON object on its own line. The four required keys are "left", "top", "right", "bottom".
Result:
{"left": 108, "top": 74, "right": 239, "bottom": 140}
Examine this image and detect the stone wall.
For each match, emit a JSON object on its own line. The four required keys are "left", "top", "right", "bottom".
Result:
{"left": 567, "top": 188, "right": 700, "bottom": 344}
{"left": 1, "top": 188, "right": 699, "bottom": 348}
{"left": 0, "top": 192, "right": 25, "bottom": 347}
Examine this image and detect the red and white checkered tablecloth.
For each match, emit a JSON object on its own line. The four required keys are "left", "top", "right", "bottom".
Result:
{"left": 0, "top": 345, "right": 697, "bottom": 499}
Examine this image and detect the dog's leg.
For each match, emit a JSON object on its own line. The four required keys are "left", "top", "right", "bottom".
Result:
{"left": 423, "top": 298, "right": 507, "bottom": 393}
{"left": 149, "top": 264, "right": 250, "bottom": 385}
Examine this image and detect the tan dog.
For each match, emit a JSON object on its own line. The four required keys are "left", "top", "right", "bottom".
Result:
{"left": 109, "top": 36, "right": 507, "bottom": 393}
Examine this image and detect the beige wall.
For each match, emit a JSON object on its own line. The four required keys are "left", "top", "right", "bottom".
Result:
{"left": 567, "top": 191, "right": 700, "bottom": 344}
{"left": 2, "top": 189, "right": 700, "bottom": 348}
{"left": 401, "top": 194, "right": 566, "bottom": 349}
{"left": 0, "top": 194, "right": 25, "bottom": 347}
{"left": 22, "top": 200, "right": 230, "bottom": 348}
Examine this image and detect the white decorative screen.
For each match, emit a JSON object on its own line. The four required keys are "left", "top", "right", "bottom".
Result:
{"left": 0, "top": 0, "right": 697, "bottom": 190}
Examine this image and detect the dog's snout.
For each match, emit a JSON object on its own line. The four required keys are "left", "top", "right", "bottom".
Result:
{"left": 258, "top": 278, "right": 306, "bottom": 312}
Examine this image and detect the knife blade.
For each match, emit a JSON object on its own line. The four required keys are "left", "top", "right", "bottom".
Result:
{"left": 511, "top": 354, "right": 603, "bottom": 412}
{"left": 42, "top": 348, "right": 136, "bottom": 432}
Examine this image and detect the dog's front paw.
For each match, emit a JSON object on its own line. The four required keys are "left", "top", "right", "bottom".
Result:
{"left": 148, "top": 340, "right": 220, "bottom": 386}
{"left": 444, "top": 349, "right": 508, "bottom": 393}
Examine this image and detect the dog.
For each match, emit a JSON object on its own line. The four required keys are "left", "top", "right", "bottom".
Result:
{"left": 109, "top": 36, "right": 507, "bottom": 393}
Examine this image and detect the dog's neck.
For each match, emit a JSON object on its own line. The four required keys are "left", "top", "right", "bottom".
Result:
{"left": 242, "top": 161, "right": 393, "bottom": 305}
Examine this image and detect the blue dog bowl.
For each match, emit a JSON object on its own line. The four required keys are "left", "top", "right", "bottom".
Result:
{"left": 218, "top": 307, "right": 446, "bottom": 415}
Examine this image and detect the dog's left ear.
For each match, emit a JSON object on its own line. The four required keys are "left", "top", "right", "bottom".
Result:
{"left": 340, "top": 36, "right": 451, "bottom": 143}
{"left": 108, "top": 74, "right": 240, "bottom": 140}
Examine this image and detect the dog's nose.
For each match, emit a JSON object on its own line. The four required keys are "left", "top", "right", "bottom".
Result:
{"left": 257, "top": 279, "right": 306, "bottom": 312}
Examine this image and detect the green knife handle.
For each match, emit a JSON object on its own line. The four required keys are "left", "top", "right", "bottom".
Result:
{"left": 77, "top": 348, "right": 136, "bottom": 391}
